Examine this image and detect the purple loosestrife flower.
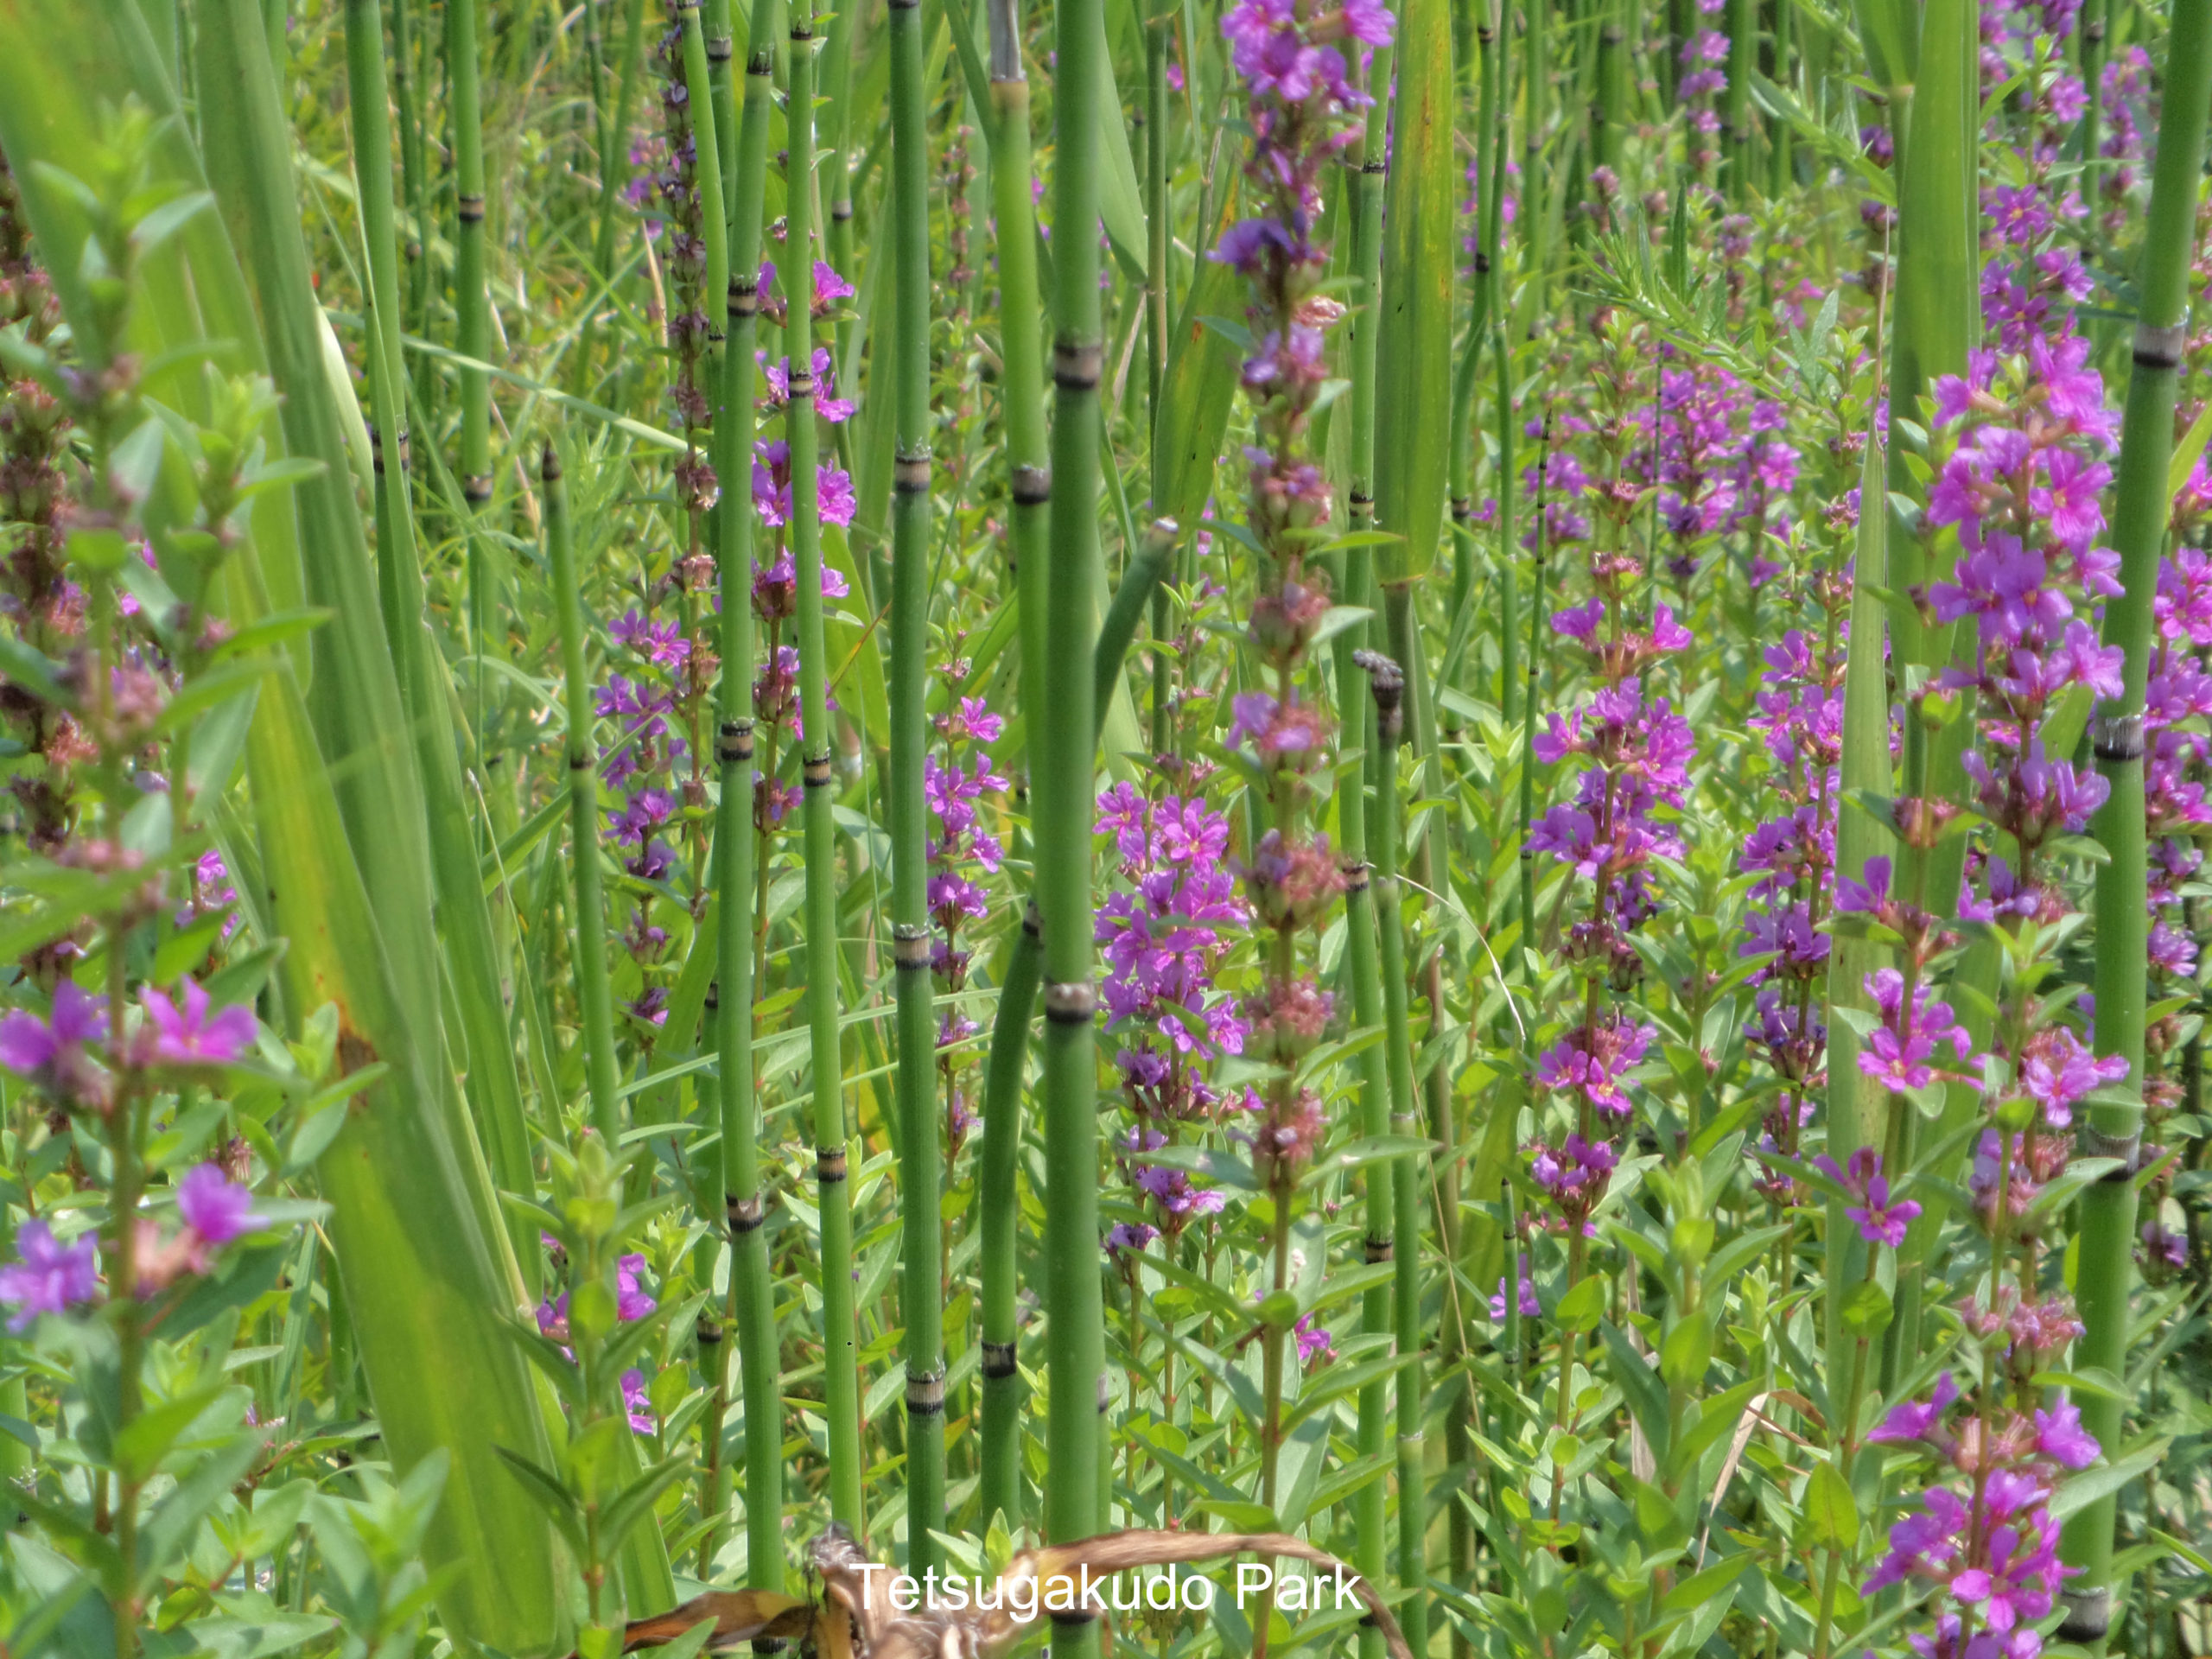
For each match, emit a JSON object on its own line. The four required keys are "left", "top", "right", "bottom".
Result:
{"left": 617, "top": 1253, "right": 658, "bottom": 1321}
{"left": 1535, "top": 1015, "right": 1654, "bottom": 1121}
{"left": 1106, "top": 1221, "right": 1160, "bottom": 1258}
{"left": 1293, "top": 1313, "right": 1333, "bottom": 1365}
{"left": 610, "top": 608, "right": 692, "bottom": 672}
{"left": 1859, "top": 968, "right": 1977, "bottom": 1092}
{"left": 535, "top": 1252, "right": 657, "bottom": 1347}
{"left": 1814, "top": 1148, "right": 1922, "bottom": 1247}
{"left": 1490, "top": 1255, "right": 1539, "bottom": 1324}
{"left": 137, "top": 980, "right": 257, "bottom": 1067}
{"left": 0, "top": 1219, "right": 99, "bottom": 1330}
{"left": 924, "top": 697, "right": 1007, "bottom": 1132}
{"left": 1529, "top": 1134, "right": 1618, "bottom": 1237}
{"left": 1119, "top": 1127, "right": 1229, "bottom": 1240}
{"left": 1867, "top": 1366, "right": 2094, "bottom": 1656}
{"left": 0, "top": 980, "right": 111, "bottom": 1108}
{"left": 1214, "top": 0, "right": 1385, "bottom": 1220}
{"left": 175, "top": 1163, "right": 264, "bottom": 1246}
{"left": 1096, "top": 784, "right": 1249, "bottom": 1118}
{"left": 760, "top": 346, "right": 857, "bottom": 424}
{"left": 136, "top": 1166, "right": 270, "bottom": 1294}
{"left": 1740, "top": 594, "right": 1853, "bottom": 1185}
{"left": 1629, "top": 359, "right": 1750, "bottom": 581}
{"left": 751, "top": 441, "right": 857, "bottom": 530}
{"left": 2012, "top": 1024, "right": 2127, "bottom": 1128}
{"left": 2139, "top": 1216, "right": 2188, "bottom": 1277}
{"left": 621, "top": 1369, "right": 657, "bottom": 1433}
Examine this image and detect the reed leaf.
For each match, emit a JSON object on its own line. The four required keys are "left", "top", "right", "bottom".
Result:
{"left": 1371, "top": 0, "right": 1454, "bottom": 587}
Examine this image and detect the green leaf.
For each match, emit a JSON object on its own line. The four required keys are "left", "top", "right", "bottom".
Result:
{"left": 1598, "top": 1320, "right": 1669, "bottom": 1465}
{"left": 1554, "top": 1276, "right": 1605, "bottom": 1333}
{"left": 2170, "top": 397, "right": 2212, "bottom": 503}
{"left": 1659, "top": 1551, "right": 1752, "bottom": 1613}
{"left": 597, "top": 1452, "right": 693, "bottom": 1560}
{"left": 1307, "top": 605, "right": 1375, "bottom": 650}
{"left": 1667, "top": 1379, "right": 1764, "bottom": 1487}
{"left": 1660, "top": 1309, "right": 1713, "bottom": 1390}
{"left": 619, "top": 1619, "right": 720, "bottom": 1659}
{"left": 1193, "top": 1499, "right": 1279, "bottom": 1532}
{"left": 111, "top": 1382, "right": 228, "bottom": 1483}
{"left": 180, "top": 1613, "right": 338, "bottom": 1659}
{"left": 493, "top": 1446, "right": 588, "bottom": 1555}
{"left": 1313, "top": 1133, "right": 1435, "bottom": 1175}
{"left": 1152, "top": 174, "right": 1243, "bottom": 527}
{"left": 1091, "top": 5, "right": 1147, "bottom": 282}
{"left": 137, "top": 1432, "right": 264, "bottom": 1589}
{"left": 1840, "top": 1279, "right": 1894, "bottom": 1336}
{"left": 1135, "top": 1144, "right": 1260, "bottom": 1191}
{"left": 2026, "top": 1367, "right": 2124, "bottom": 1404}
{"left": 2050, "top": 1438, "right": 2169, "bottom": 1522}
{"left": 1370, "top": 0, "right": 1452, "bottom": 582}
{"left": 1800, "top": 1460, "right": 1859, "bottom": 1553}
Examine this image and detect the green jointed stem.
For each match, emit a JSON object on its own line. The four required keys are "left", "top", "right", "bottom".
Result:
{"left": 577, "top": 0, "right": 651, "bottom": 395}
{"left": 976, "top": 900, "right": 1039, "bottom": 1531}
{"left": 1593, "top": 0, "right": 1624, "bottom": 176}
{"left": 1725, "top": 0, "right": 1755, "bottom": 197}
{"left": 886, "top": 0, "right": 946, "bottom": 1571}
{"left": 976, "top": 0, "right": 1050, "bottom": 1534}
{"left": 1487, "top": 16, "right": 1517, "bottom": 728}
{"left": 390, "top": 0, "right": 431, "bottom": 402}
{"left": 1516, "top": 413, "right": 1549, "bottom": 982}
{"left": 1332, "top": 555, "right": 1388, "bottom": 1659}
{"left": 546, "top": 444, "right": 624, "bottom": 1147}
{"left": 1348, "top": 37, "right": 1389, "bottom": 547}
{"left": 2076, "top": 0, "right": 2110, "bottom": 172}
{"left": 1363, "top": 655, "right": 1428, "bottom": 1657}
{"left": 1041, "top": 0, "right": 1109, "bottom": 1576}
{"left": 1519, "top": 0, "right": 1547, "bottom": 317}
{"left": 447, "top": 0, "right": 491, "bottom": 509}
{"left": 715, "top": 0, "right": 785, "bottom": 1591}
{"left": 974, "top": 506, "right": 1171, "bottom": 1536}
{"left": 703, "top": 0, "right": 739, "bottom": 219}
{"left": 1769, "top": 0, "right": 1792, "bottom": 192}
{"left": 677, "top": 5, "right": 730, "bottom": 389}
{"left": 673, "top": 0, "right": 738, "bottom": 1573}
{"left": 1145, "top": 7, "right": 1173, "bottom": 753}
{"left": 1873, "top": 0, "right": 1984, "bottom": 1384}
{"left": 785, "top": 2, "right": 867, "bottom": 1536}
{"left": 1495, "top": 321, "right": 1519, "bottom": 727}
{"left": 818, "top": 0, "right": 858, "bottom": 366}
{"left": 2064, "top": 2, "right": 2212, "bottom": 1642}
